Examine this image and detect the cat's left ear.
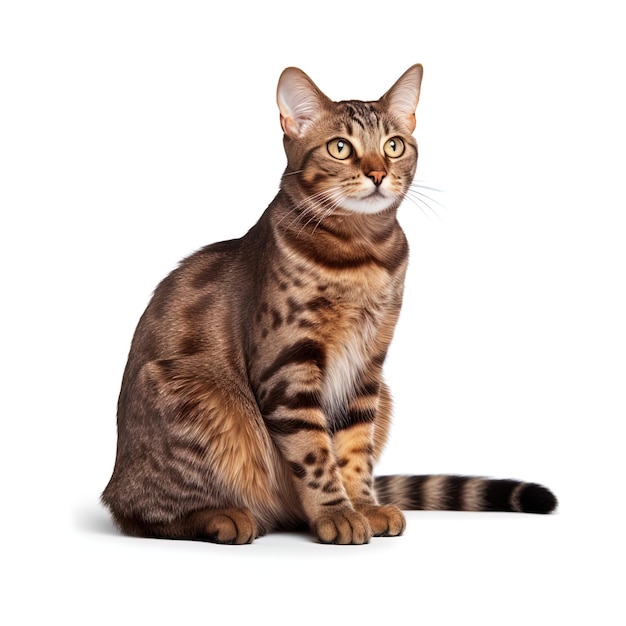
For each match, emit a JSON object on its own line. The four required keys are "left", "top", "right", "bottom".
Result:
{"left": 277, "top": 67, "right": 329, "bottom": 138}
{"left": 381, "top": 64, "right": 423, "bottom": 133}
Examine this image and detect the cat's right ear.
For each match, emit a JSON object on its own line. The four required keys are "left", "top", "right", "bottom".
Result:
{"left": 277, "top": 68, "right": 327, "bottom": 138}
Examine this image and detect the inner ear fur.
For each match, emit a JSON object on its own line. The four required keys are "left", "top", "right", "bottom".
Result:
{"left": 276, "top": 67, "right": 330, "bottom": 138}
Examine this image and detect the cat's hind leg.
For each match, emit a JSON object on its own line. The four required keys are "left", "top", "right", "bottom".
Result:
{"left": 114, "top": 507, "right": 259, "bottom": 544}
{"left": 103, "top": 357, "right": 299, "bottom": 543}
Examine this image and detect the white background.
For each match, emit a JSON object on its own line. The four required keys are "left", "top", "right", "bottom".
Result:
{"left": 2, "top": 1, "right": 624, "bottom": 624}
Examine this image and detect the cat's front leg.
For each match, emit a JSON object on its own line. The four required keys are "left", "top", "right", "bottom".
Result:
{"left": 333, "top": 421, "right": 406, "bottom": 538}
{"left": 270, "top": 418, "right": 373, "bottom": 544}
{"left": 260, "top": 381, "right": 372, "bottom": 544}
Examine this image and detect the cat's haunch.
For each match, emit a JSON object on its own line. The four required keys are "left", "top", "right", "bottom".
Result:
{"left": 102, "top": 65, "right": 556, "bottom": 545}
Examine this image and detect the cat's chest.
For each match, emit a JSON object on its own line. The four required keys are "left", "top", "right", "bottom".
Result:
{"left": 255, "top": 264, "right": 402, "bottom": 410}
{"left": 322, "top": 302, "right": 383, "bottom": 412}
{"left": 317, "top": 278, "right": 397, "bottom": 411}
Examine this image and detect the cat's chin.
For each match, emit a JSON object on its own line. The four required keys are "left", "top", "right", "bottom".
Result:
{"left": 339, "top": 193, "right": 398, "bottom": 215}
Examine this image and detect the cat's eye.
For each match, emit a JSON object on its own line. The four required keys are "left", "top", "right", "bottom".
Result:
{"left": 383, "top": 137, "right": 405, "bottom": 158}
{"left": 327, "top": 138, "right": 353, "bottom": 160}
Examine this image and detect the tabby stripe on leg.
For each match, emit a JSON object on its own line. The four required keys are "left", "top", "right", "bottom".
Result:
{"left": 259, "top": 339, "right": 325, "bottom": 383}
{"left": 262, "top": 382, "right": 321, "bottom": 414}
{"left": 263, "top": 417, "right": 326, "bottom": 437}
{"left": 329, "top": 407, "right": 377, "bottom": 434}
{"left": 260, "top": 378, "right": 327, "bottom": 437}
{"left": 322, "top": 497, "right": 348, "bottom": 507}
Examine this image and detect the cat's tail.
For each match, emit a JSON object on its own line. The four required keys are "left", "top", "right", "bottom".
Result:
{"left": 374, "top": 474, "right": 557, "bottom": 514}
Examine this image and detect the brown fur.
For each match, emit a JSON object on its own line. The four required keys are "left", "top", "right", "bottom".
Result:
{"left": 102, "top": 65, "right": 556, "bottom": 545}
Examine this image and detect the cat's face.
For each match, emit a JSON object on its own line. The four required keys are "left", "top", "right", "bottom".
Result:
{"left": 277, "top": 66, "right": 423, "bottom": 216}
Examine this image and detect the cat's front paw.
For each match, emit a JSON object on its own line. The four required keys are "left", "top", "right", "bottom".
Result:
{"left": 356, "top": 504, "right": 406, "bottom": 537}
{"left": 313, "top": 509, "right": 372, "bottom": 545}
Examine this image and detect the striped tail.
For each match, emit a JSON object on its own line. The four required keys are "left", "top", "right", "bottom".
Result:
{"left": 375, "top": 475, "right": 557, "bottom": 514}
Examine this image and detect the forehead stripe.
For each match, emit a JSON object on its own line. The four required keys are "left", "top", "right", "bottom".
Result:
{"left": 350, "top": 115, "right": 365, "bottom": 130}
{"left": 341, "top": 101, "right": 380, "bottom": 129}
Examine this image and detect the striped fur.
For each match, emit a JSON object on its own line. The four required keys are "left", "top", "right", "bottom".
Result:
{"left": 375, "top": 475, "right": 557, "bottom": 514}
{"left": 102, "top": 65, "right": 557, "bottom": 545}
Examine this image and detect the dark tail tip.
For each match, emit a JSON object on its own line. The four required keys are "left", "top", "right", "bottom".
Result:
{"left": 519, "top": 483, "right": 558, "bottom": 514}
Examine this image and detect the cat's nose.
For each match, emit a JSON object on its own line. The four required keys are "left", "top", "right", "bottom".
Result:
{"left": 368, "top": 170, "right": 386, "bottom": 186}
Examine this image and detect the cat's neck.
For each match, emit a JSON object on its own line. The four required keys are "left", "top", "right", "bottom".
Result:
{"left": 273, "top": 184, "right": 402, "bottom": 244}
{"left": 259, "top": 188, "right": 407, "bottom": 276}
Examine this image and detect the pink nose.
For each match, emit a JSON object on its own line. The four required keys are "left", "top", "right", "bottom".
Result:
{"left": 368, "top": 170, "right": 386, "bottom": 186}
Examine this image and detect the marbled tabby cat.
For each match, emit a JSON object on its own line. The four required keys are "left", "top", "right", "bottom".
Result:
{"left": 102, "top": 65, "right": 557, "bottom": 545}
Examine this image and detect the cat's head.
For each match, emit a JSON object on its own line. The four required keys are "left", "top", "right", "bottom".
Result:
{"left": 277, "top": 65, "right": 423, "bottom": 215}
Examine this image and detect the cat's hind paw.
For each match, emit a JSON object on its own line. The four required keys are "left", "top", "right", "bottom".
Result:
{"left": 195, "top": 507, "right": 258, "bottom": 545}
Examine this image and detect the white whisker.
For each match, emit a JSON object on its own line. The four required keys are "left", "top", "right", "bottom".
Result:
{"left": 296, "top": 187, "right": 346, "bottom": 237}
{"left": 403, "top": 191, "right": 433, "bottom": 219}
{"left": 311, "top": 191, "right": 347, "bottom": 235}
{"left": 275, "top": 187, "right": 330, "bottom": 230}
{"left": 412, "top": 179, "right": 445, "bottom": 193}
{"left": 409, "top": 184, "right": 447, "bottom": 210}
{"left": 403, "top": 182, "right": 447, "bottom": 221}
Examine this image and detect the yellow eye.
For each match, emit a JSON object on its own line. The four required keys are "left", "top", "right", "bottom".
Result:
{"left": 383, "top": 137, "right": 405, "bottom": 158}
{"left": 327, "top": 138, "right": 353, "bottom": 160}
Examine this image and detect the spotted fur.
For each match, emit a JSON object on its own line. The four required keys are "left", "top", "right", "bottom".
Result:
{"left": 102, "top": 65, "right": 557, "bottom": 545}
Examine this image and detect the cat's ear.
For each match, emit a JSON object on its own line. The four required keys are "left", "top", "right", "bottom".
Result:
{"left": 277, "top": 67, "right": 328, "bottom": 138}
{"left": 381, "top": 64, "right": 423, "bottom": 133}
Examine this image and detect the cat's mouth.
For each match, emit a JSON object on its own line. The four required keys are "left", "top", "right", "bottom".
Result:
{"left": 365, "top": 188, "right": 385, "bottom": 199}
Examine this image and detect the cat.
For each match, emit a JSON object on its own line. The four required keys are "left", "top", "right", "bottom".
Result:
{"left": 102, "top": 64, "right": 557, "bottom": 545}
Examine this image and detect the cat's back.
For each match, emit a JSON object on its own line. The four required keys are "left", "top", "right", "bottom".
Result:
{"left": 122, "top": 219, "right": 270, "bottom": 378}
